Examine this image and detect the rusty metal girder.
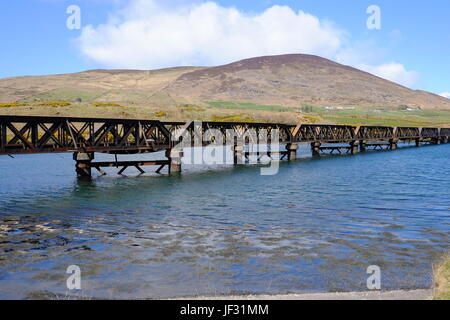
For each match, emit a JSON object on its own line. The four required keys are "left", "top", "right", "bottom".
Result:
{"left": 0, "top": 116, "right": 171, "bottom": 155}
{"left": 439, "top": 128, "right": 450, "bottom": 137}
{"left": 166, "top": 121, "right": 293, "bottom": 146}
{"left": 1, "top": 116, "right": 449, "bottom": 156}
{"left": 356, "top": 126, "right": 394, "bottom": 141}
{"left": 396, "top": 127, "right": 421, "bottom": 139}
{"left": 421, "top": 127, "right": 440, "bottom": 138}
{"left": 293, "top": 124, "right": 355, "bottom": 142}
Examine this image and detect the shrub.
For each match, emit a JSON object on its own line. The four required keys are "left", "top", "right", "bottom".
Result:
{"left": 301, "top": 104, "right": 315, "bottom": 113}
{"left": 91, "top": 102, "right": 124, "bottom": 108}
{"left": 155, "top": 111, "right": 167, "bottom": 117}
{"left": 0, "top": 102, "right": 18, "bottom": 107}
{"left": 37, "top": 101, "right": 71, "bottom": 107}
{"left": 211, "top": 114, "right": 256, "bottom": 123}
{"left": 1, "top": 101, "right": 72, "bottom": 108}
{"left": 182, "top": 104, "right": 206, "bottom": 112}
{"left": 303, "top": 115, "right": 320, "bottom": 124}
{"left": 0, "top": 102, "right": 31, "bottom": 107}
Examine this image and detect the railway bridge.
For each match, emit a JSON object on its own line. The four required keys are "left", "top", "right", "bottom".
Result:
{"left": 1, "top": 116, "right": 449, "bottom": 178}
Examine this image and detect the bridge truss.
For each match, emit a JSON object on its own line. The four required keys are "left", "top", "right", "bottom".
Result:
{"left": 1, "top": 116, "right": 449, "bottom": 177}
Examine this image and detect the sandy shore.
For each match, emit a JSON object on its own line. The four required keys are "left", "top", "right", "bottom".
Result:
{"left": 176, "top": 289, "right": 433, "bottom": 300}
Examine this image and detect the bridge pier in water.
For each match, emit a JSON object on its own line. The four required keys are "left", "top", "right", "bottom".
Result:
{"left": 350, "top": 141, "right": 359, "bottom": 154}
{"left": 167, "top": 149, "right": 183, "bottom": 174}
{"left": 233, "top": 144, "right": 245, "bottom": 164}
{"left": 311, "top": 142, "right": 321, "bottom": 157}
{"left": 73, "top": 150, "right": 178, "bottom": 178}
{"left": 390, "top": 139, "right": 399, "bottom": 150}
{"left": 74, "top": 152, "right": 94, "bottom": 179}
{"left": 415, "top": 139, "right": 422, "bottom": 147}
{"left": 286, "top": 143, "right": 298, "bottom": 161}
{"left": 359, "top": 141, "right": 367, "bottom": 152}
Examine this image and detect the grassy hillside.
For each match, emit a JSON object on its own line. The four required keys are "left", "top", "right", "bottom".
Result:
{"left": 311, "top": 106, "right": 450, "bottom": 127}
{"left": 2, "top": 99, "right": 450, "bottom": 126}
{"left": 2, "top": 54, "right": 450, "bottom": 125}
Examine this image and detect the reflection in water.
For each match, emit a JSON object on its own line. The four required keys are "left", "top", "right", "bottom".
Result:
{"left": 0, "top": 145, "right": 449, "bottom": 299}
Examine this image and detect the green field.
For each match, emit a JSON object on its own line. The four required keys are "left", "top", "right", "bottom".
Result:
{"left": 205, "top": 102, "right": 450, "bottom": 126}
{"left": 308, "top": 106, "right": 450, "bottom": 127}
{"left": 206, "top": 101, "right": 293, "bottom": 113}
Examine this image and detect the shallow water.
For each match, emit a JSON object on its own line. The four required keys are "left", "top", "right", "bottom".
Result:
{"left": 0, "top": 144, "right": 449, "bottom": 299}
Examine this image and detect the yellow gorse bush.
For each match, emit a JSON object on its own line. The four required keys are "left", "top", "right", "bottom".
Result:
{"left": 211, "top": 114, "right": 256, "bottom": 123}
{"left": 36, "top": 101, "right": 71, "bottom": 107}
{"left": 182, "top": 104, "right": 206, "bottom": 112}
{"left": 155, "top": 111, "right": 167, "bottom": 117}
{"left": 0, "top": 102, "right": 31, "bottom": 107}
{"left": 303, "top": 115, "right": 321, "bottom": 124}
{"left": 0, "top": 103, "right": 17, "bottom": 107}
{"left": 1, "top": 101, "right": 72, "bottom": 108}
{"left": 92, "top": 102, "right": 124, "bottom": 108}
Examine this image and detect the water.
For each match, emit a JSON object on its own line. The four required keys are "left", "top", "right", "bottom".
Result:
{"left": 0, "top": 144, "right": 449, "bottom": 299}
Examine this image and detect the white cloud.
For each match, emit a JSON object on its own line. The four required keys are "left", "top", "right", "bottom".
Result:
{"left": 359, "top": 63, "right": 420, "bottom": 88}
{"left": 76, "top": 0, "right": 419, "bottom": 88}
{"left": 77, "top": 0, "right": 343, "bottom": 69}
{"left": 336, "top": 43, "right": 419, "bottom": 87}
{"left": 440, "top": 93, "right": 450, "bottom": 99}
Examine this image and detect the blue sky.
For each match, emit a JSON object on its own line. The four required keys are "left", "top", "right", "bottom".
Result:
{"left": 0, "top": 0, "right": 449, "bottom": 96}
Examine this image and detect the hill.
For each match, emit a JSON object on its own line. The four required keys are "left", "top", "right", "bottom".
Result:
{"left": 1, "top": 54, "right": 450, "bottom": 126}
{"left": 167, "top": 54, "right": 450, "bottom": 110}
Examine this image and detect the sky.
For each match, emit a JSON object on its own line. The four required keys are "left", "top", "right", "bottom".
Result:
{"left": 0, "top": 0, "right": 449, "bottom": 97}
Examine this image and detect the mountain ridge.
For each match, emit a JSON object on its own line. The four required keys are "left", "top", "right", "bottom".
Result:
{"left": 1, "top": 53, "right": 449, "bottom": 111}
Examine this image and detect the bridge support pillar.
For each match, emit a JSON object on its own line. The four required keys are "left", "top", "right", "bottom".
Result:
{"left": 167, "top": 149, "right": 183, "bottom": 174}
{"left": 350, "top": 141, "right": 359, "bottom": 154}
{"left": 311, "top": 142, "right": 321, "bottom": 157}
{"left": 286, "top": 143, "right": 298, "bottom": 161}
{"left": 415, "top": 139, "right": 422, "bottom": 147}
{"left": 359, "top": 141, "right": 366, "bottom": 152}
{"left": 390, "top": 139, "right": 399, "bottom": 150}
{"left": 433, "top": 138, "right": 441, "bottom": 145}
{"left": 441, "top": 137, "right": 449, "bottom": 144}
{"left": 73, "top": 152, "right": 94, "bottom": 179}
{"left": 233, "top": 145, "right": 245, "bottom": 164}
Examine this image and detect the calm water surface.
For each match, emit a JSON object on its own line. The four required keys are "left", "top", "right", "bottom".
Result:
{"left": 0, "top": 144, "right": 449, "bottom": 299}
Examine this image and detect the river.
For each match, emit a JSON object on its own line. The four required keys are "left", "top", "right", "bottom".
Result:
{"left": 0, "top": 144, "right": 449, "bottom": 299}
